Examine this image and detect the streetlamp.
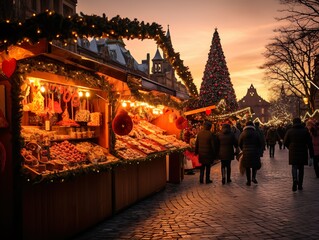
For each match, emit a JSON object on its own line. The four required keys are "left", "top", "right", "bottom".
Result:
{"left": 298, "top": 96, "right": 309, "bottom": 117}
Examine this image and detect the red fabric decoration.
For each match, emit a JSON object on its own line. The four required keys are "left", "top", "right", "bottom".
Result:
{"left": 205, "top": 109, "right": 211, "bottom": 115}
{"left": 175, "top": 116, "right": 187, "bottom": 129}
{"left": 2, "top": 58, "right": 17, "bottom": 78}
{"left": 112, "top": 110, "right": 133, "bottom": 136}
{"left": 0, "top": 109, "right": 8, "bottom": 128}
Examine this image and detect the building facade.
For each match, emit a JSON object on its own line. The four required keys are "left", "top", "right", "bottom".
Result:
{"left": 0, "top": 0, "right": 77, "bottom": 20}
{"left": 237, "top": 84, "right": 271, "bottom": 123}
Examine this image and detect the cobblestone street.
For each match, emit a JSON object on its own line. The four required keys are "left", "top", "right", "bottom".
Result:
{"left": 73, "top": 148, "right": 319, "bottom": 239}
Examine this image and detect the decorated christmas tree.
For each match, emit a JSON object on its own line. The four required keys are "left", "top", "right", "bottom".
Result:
{"left": 199, "top": 29, "right": 238, "bottom": 113}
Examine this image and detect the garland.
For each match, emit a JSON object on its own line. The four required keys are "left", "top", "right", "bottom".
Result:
{"left": 0, "top": 11, "right": 198, "bottom": 97}
{"left": 22, "top": 147, "right": 189, "bottom": 184}
{"left": 126, "top": 76, "right": 183, "bottom": 110}
{"left": 17, "top": 56, "right": 112, "bottom": 91}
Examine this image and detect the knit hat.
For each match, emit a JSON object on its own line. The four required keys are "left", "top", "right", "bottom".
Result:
{"left": 204, "top": 121, "right": 212, "bottom": 130}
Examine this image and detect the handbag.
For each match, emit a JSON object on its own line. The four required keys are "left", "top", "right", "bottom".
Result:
{"left": 236, "top": 150, "right": 242, "bottom": 161}
{"left": 238, "top": 154, "right": 245, "bottom": 175}
{"left": 308, "top": 158, "right": 313, "bottom": 167}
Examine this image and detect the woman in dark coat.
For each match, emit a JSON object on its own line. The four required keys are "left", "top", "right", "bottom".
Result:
{"left": 216, "top": 123, "right": 238, "bottom": 184}
{"left": 266, "top": 126, "right": 280, "bottom": 158}
{"left": 238, "top": 121, "right": 262, "bottom": 186}
{"left": 284, "top": 117, "right": 314, "bottom": 191}
{"left": 195, "top": 121, "right": 217, "bottom": 184}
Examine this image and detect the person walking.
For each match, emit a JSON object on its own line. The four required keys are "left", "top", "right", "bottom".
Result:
{"left": 254, "top": 122, "right": 266, "bottom": 158}
{"left": 195, "top": 121, "right": 218, "bottom": 184}
{"left": 266, "top": 126, "right": 280, "bottom": 158}
{"left": 277, "top": 124, "right": 286, "bottom": 150}
{"left": 284, "top": 117, "right": 314, "bottom": 191}
{"left": 216, "top": 123, "right": 238, "bottom": 184}
{"left": 238, "top": 121, "right": 262, "bottom": 186}
{"left": 307, "top": 120, "right": 319, "bottom": 178}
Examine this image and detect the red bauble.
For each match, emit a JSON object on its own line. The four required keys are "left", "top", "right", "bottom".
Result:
{"left": 176, "top": 116, "right": 187, "bottom": 129}
{"left": 205, "top": 109, "right": 211, "bottom": 115}
{"left": 2, "top": 58, "right": 17, "bottom": 78}
{"left": 112, "top": 110, "right": 133, "bottom": 136}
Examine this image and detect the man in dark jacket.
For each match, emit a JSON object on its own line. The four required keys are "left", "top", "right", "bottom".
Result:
{"left": 238, "top": 121, "right": 262, "bottom": 186}
{"left": 195, "top": 121, "right": 217, "bottom": 184}
{"left": 284, "top": 117, "right": 314, "bottom": 191}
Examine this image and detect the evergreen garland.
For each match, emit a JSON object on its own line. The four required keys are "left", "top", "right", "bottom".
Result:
{"left": 126, "top": 77, "right": 183, "bottom": 110}
{"left": 0, "top": 11, "right": 198, "bottom": 97}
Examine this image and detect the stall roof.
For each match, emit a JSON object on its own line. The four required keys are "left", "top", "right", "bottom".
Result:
{"left": 6, "top": 40, "right": 190, "bottom": 102}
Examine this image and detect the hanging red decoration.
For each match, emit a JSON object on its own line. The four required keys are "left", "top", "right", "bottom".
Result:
{"left": 181, "top": 120, "right": 188, "bottom": 129}
{"left": 205, "top": 109, "right": 211, "bottom": 115}
{"left": 175, "top": 116, "right": 187, "bottom": 129}
{"left": 112, "top": 110, "right": 133, "bottom": 136}
{"left": 2, "top": 58, "right": 17, "bottom": 78}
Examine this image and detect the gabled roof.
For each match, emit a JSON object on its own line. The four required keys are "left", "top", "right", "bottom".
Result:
{"left": 238, "top": 84, "right": 269, "bottom": 105}
{"left": 152, "top": 48, "right": 163, "bottom": 60}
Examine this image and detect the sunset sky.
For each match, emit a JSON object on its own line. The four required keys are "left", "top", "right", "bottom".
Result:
{"left": 77, "top": 0, "right": 285, "bottom": 101}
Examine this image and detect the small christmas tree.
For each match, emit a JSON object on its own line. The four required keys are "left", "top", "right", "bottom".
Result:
{"left": 199, "top": 29, "right": 238, "bottom": 113}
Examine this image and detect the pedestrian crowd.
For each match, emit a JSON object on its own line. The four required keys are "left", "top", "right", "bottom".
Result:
{"left": 184, "top": 117, "right": 318, "bottom": 192}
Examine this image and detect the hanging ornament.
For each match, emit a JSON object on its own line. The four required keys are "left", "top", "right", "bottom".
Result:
{"left": 175, "top": 116, "right": 187, "bottom": 129}
{"left": 2, "top": 58, "right": 17, "bottom": 78}
{"left": 112, "top": 110, "right": 133, "bottom": 136}
{"left": 205, "top": 109, "right": 211, "bottom": 115}
{"left": 168, "top": 112, "right": 177, "bottom": 123}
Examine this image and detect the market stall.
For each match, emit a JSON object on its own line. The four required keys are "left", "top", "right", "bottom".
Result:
{"left": 0, "top": 43, "right": 190, "bottom": 240}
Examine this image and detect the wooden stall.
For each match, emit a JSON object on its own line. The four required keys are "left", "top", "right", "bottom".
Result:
{"left": 0, "top": 42, "right": 188, "bottom": 240}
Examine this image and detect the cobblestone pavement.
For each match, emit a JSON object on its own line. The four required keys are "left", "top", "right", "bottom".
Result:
{"left": 73, "top": 148, "right": 319, "bottom": 240}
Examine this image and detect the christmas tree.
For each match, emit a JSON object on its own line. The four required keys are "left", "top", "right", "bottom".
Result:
{"left": 199, "top": 29, "right": 238, "bottom": 113}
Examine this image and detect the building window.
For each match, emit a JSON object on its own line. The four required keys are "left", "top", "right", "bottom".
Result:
{"left": 155, "top": 63, "right": 162, "bottom": 73}
{"left": 110, "top": 50, "right": 117, "bottom": 60}
{"left": 41, "top": 0, "right": 50, "bottom": 12}
{"left": 54, "top": 0, "right": 60, "bottom": 12}
{"left": 82, "top": 39, "right": 90, "bottom": 48}
{"left": 31, "top": 0, "right": 37, "bottom": 11}
{"left": 63, "top": 4, "right": 74, "bottom": 16}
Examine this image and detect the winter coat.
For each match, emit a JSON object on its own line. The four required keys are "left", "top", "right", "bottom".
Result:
{"left": 231, "top": 126, "right": 241, "bottom": 142}
{"left": 195, "top": 129, "right": 217, "bottom": 164}
{"left": 217, "top": 125, "right": 238, "bottom": 161}
{"left": 284, "top": 123, "right": 314, "bottom": 165}
{"left": 311, "top": 133, "right": 319, "bottom": 156}
{"left": 255, "top": 125, "right": 266, "bottom": 157}
{"left": 238, "top": 125, "right": 262, "bottom": 169}
{"left": 266, "top": 127, "right": 280, "bottom": 145}
{"left": 309, "top": 126, "right": 319, "bottom": 156}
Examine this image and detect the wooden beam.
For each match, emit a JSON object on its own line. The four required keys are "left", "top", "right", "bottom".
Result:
{"left": 184, "top": 105, "right": 216, "bottom": 116}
